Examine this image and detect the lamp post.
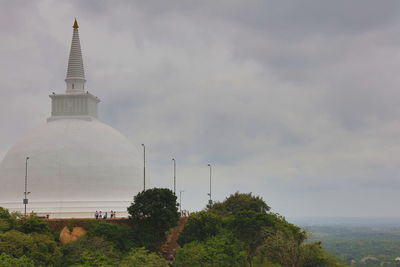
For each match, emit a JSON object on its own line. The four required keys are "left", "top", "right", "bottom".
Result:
{"left": 24, "top": 156, "right": 30, "bottom": 217}
{"left": 141, "top": 144, "right": 146, "bottom": 191}
{"left": 207, "top": 163, "right": 212, "bottom": 206}
{"left": 172, "top": 158, "right": 176, "bottom": 195}
{"left": 179, "top": 190, "right": 184, "bottom": 214}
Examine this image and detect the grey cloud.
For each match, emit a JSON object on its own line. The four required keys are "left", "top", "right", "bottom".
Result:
{"left": 1, "top": 0, "right": 400, "bottom": 216}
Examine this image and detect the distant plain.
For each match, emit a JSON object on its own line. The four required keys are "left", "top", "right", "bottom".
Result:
{"left": 290, "top": 217, "right": 400, "bottom": 266}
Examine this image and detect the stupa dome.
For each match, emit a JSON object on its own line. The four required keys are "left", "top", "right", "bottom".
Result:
{"left": 0, "top": 20, "right": 142, "bottom": 217}
{"left": 0, "top": 119, "right": 141, "bottom": 217}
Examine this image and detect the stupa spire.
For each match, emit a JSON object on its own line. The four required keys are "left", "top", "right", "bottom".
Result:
{"left": 73, "top": 18, "right": 79, "bottom": 29}
{"left": 65, "top": 18, "right": 85, "bottom": 94}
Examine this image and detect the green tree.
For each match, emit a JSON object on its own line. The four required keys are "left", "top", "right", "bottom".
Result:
{"left": 127, "top": 188, "right": 179, "bottom": 251}
{"left": 0, "top": 207, "right": 18, "bottom": 233}
{"left": 209, "top": 192, "right": 270, "bottom": 216}
{"left": 0, "top": 253, "right": 35, "bottom": 267}
{"left": 299, "top": 242, "right": 347, "bottom": 267}
{"left": 229, "top": 211, "right": 277, "bottom": 266}
{"left": 0, "top": 230, "right": 62, "bottom": 266}
{"left": 61, "top": 236, "right": 120, "bottom": 267}
{"left": 0, "top": 207, "right": 14, "bottom": 221}
{"left": 174, "top": 241, "right": 209, "bottom": 267}
{"left": 17, "top": 216, "right": 50, "bottom": 234}
{"left": 256, "top": 228, "right": 305, "bottom": 267}
{"left": 175, "top": 232, "right": 247, "bottom": 267}
{"left": 69, "top": 250, "right": 115, "bottom": 267}
{"left": 0, "top": 220, "right": 10, "bottom": 233}
{"left": 178, "top": 193, "right": 285, "bottom": 265}
{"left": 119, "top": 247, "right": 168, "bottom": 267}
{"left": 178, "top": 211, "right": 224, "bottom": 246}
{"left": 252, "top": 217, "right": 347, "bottom": 267}
{"left": 87, "top": 220, "right": 136, "bottom": 252}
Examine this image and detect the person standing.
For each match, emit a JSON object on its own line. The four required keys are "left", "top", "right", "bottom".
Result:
{"left": 95, "top": 211, "right": 99, "bottom": 220}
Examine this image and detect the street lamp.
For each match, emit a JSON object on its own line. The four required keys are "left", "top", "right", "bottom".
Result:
{"left": 207, "top": 163, "right": 212, "bottom": 206}
{"left": 179, "top": 190, "right": 184, "bottom": 214}
{"left": 141, "top": 144, "right": 146, "bottom": 191}
{"left": 24, "top": 156, "right": 30, "bottom": 217}
{"left": 172, "top": 158, "right": 176, "bottom": 195}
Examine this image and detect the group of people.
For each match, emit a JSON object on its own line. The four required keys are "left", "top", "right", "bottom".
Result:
{"left": 94, "top": 210, "right": 116, "bottom": 219}
{"left": 180, "top": 210, "right": 189, "bottom": 217}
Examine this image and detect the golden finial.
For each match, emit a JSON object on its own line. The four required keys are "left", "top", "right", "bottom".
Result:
{"left": 73, "top": 18, "right": 79, "bottom": 29}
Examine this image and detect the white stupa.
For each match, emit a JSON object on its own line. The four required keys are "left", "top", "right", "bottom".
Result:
{"left": 0, "top": 20, "right": 142, "bottom": 218}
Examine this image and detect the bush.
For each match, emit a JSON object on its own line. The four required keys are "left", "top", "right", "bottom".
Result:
{"left": 0, "top": 253, "right": 35, "bottom": 267}
{"left": 86, "top": 220, "right": 136, "bottom": 252}
{"left": 208, "top": 192, "right": 270, "bottom": 216}
{"left": 119, "top": 248, "right": 168, "bottom": 267}
{"left": 173, "top": 241, "right": 207, "bottom": 267}
{"left": 17, "top": 216, "right": 51, "bottom": 234}
{"left": 0, "top": 208, "right": 13, "bottom": 221}
{"left": 178, "top": 211, "right": 224, "bottom": 246}
{"left": 0, "top": 207, "right": 17, "bottom": 233}
{"left": 61, "top": 236, "right": 120, "bottom": 267}
{"left": 300, "top": 242, "right": 347, "bottom": 267}
{"left": 0, "top": 230, "right": 61, "bottom": 266}
{"left": 174, "top": 233, "right": 247, "bottom": 267}
{"left": 228, "top": 211, "right": 278, "bottom": 265}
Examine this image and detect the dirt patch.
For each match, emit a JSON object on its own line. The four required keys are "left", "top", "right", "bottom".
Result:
{"left": 161, "top": 217, "right": 188, "bottom": 260}
{"left": 60, "top": 226, "right": 87, "bottom": 244}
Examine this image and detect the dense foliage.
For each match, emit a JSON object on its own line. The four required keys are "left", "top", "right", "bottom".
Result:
{"left": 177, "top": 210, "right": 224, "bottom": 246}
{"left": 0, "top": 191, "right": 349, "bottom": 267}
{"left": 119, "top": 248, "right": 169, "bottom": 267}
{"left": 127, "top": 188, "right": 180, "bottom": 251}
{"left": 61, "top": 236, "right": 121, "bottom": 267}
{"left": 177, "top": 192, "right": 346, "bottom": 267}
{"left": 0, "top": 202, "right": 168, "bottom": 267}
{"left": 0, "top": 253, "right": 35, "bottom": 267}
{"left": 17, "top": 216, "right": 51, "bottom": 234}
{"left": 175, "top": 232, "right": 247, "bottom": 267}
{"left": 61, "top": 236, "right": 167, "bottom": 267}
{"left": 0, "top": 230, "right": 62, "bottom": 266}
{"left": 0, "top": 207, "right": 18, "bottom": 232}
{"left": 86, "top": 220, "right": 136, "bottom": 252}
{"left": 209, "top": 192, "right": 270, "bottom": 216}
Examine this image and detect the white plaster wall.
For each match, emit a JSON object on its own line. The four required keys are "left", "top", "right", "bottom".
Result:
{"left": 50, "top": 94, "right": 99, "bottom": 118}
{"left": 87, "top": 97, "right": 98, "bottom": 118}
{"left": 0, "top": 119, "right": 142, "bottom": 216}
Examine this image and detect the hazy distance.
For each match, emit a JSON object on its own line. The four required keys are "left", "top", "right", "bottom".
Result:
{"left": 1, "top": 0, "right": 400, "bottom": 218}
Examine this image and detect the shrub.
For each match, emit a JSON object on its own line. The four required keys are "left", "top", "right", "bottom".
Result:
{"left": 175, "top": 233, "right": 247, "bottom": 267}
{"left": 0, "top": 253, "right": 35, "bottom": 267}
{"left": 178, "top": 211, "right": 224, "bottom": 246}
{"left": 61, "top": 236, "right": 120, "bottom": 267}
{"left": 17, "top": 216, "right": 51, "bottom": 234}
{"left": 208, "top": 192, "right": 270, "bottom": 216}
{"left": 0, "top": 207, "right": 17, "bottom": 233}
{"left": 86, "top": 220, "right": 136, "bottom": 252}
{"left": 119, "top": 247, "right": 168, "bottom": 267}
{"left": 0, "top": 230, "right": 61, "bottom": 266}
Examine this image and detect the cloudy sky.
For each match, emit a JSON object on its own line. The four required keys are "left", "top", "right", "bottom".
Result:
{"left": 2, "top": 0, "right": 400, "bottom": 217}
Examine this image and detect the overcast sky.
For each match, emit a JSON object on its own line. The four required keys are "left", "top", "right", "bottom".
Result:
{"left": 2, "top": 0, "right": 400, "bottom": 217}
